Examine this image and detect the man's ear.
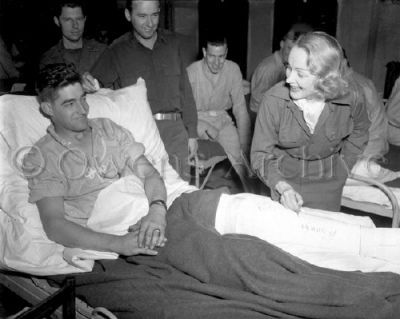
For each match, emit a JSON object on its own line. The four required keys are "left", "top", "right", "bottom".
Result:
{"left": 202, "top": 48, "right": 207, "bottom": 59}
{"left": 54, "top": 16, "right": 60, "bottom": 27}
{"left": 40, "top": 102, "right": 53, "bottom": 117}
{"left": 280, "top": 40, "right": 285, "bottom": 50}
{"left": 124, "top": 9, "right": 132, "bottom": 22}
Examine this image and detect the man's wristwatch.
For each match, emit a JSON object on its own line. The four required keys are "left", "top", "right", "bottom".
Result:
{"left": 149, "top": 199, "right": 168, "bottom": 211}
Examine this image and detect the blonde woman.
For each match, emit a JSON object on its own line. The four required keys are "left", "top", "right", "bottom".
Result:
{"left": 251, "top": 32, "right": 370, "bottom": 212}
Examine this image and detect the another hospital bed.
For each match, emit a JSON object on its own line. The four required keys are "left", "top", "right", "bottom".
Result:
{"left": 341, "top": 145, "right": 400, "bottom": 228}
{"left": 342, "top": 173, "right": 400, "bottom": 227}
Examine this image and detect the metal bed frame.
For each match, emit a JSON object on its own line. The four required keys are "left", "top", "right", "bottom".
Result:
{"left": 0, "top": 271, "right": 116, "bottom": 319}
{"left": 341, "top": 174, "right": 400, "bottom": 228}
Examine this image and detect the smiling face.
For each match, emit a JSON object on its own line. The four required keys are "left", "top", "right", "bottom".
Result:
{"left": 285, "top": 46, "right": 320, "bottom": 101}
{"left": 203, "top": 43, "right": 227, "bottom": 74}
{"left": 43, "top": 83, "right": 89, "bottom": 137}
{"left": 125, "top": 1, "right": 160, "bottom": 42}
{"left": 55, "top": 6, "right": 86, "bottom": 44}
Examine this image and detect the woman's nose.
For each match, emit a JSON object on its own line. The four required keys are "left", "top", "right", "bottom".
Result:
{"left": 286, "top": 69, "right": 294, "bottom": 83}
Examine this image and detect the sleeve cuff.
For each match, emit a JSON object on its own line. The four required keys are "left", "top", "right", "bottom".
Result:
{"left": 187, "top": 126, "right": 198, "bottom": 139}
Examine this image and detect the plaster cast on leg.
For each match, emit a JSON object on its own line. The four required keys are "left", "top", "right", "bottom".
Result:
{"left": 215, "top": 193, "right": 400, "bottom": 266}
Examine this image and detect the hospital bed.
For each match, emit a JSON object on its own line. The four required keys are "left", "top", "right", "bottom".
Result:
{"left": 341, "top": 143, "right": 400, "bottom": 228}
{"left": 1, "top": 80, "right": 400, "bottom": 318}
{"left": 342, "top": 173, "right": 400, "bottom": 227}
{"left": 0, "top": 80, "right": 195, "bottom": 318}
{"left": 0, "top": 273, "right": 118, "bottom": 319}
{"left": 0, "top": 274, "right": 81, "bottom": 319}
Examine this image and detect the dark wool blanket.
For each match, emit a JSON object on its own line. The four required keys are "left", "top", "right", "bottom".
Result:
{"left": 51, "top": 190, "right": 400, "bottom": 319}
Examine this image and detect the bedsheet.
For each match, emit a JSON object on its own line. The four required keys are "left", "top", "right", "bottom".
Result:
{"left": 48, "top": 190, "right": 400, "bottom": 319}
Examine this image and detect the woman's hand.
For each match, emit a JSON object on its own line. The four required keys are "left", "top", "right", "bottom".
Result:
{"left": 276, "top": 181, "right": 304, "bottom": 213}
{"left": 279, "top": 188, "right": 303, "bottom": 212}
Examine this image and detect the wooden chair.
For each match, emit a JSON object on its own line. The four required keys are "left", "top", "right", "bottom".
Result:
{"left": 191, "top": 140, "right": 228, "bottom": 189}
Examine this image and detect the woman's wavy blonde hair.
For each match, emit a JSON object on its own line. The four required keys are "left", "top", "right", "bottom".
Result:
{"left": 294, "top": 31, "right": 350, "bottom": 100}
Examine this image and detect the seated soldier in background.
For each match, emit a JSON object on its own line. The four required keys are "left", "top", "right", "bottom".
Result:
{"left": 346, "top": 67, "right": 396, "bottom": 180}
{"left": 186, "top": 33, "right": 252, "bottom": 191}
{"left": 386, "top": 76, "right": 400, "bottom": 146}
{"left": 0, "top": 33, "right": 19, "bottom": 84}
{"left": 250, "top": 22, "right": 313, "bottom": 113}
{"left": 348, "top": 69, "right": 388, "bottom": 159}
{"left": 39, "top": 0, "right": 106, "bottom": 75}
{"left": 24, "top": 63, "right": 167, "bottom": 256}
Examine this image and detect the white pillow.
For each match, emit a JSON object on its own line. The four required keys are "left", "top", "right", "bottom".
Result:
{"left": 0, "top": 79, "right": 195, "bottom": 275}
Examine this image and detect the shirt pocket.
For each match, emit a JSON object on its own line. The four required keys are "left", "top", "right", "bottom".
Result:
{"left": 119, "top": 60, "right": 149, "bottom": 86}
{"left": 160, "top": 60, "right": 181, "bottom": 77}
{"left": 156, "top": 46, "right": 181, "bottom": 77}
{"left": 278, "top": 122, "right": 305, "bottom": 147}
{"left": 325, "top": 116, "right": 353, "bottom": 143}
{"left": 162, "top": 64, "right": 181, "bottom": 106}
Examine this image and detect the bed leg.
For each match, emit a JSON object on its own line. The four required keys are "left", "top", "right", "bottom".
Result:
{"left": 16, "top": 277, "right": 76, "bottom": 319}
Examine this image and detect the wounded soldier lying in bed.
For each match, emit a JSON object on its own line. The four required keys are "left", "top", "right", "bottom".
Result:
{"left": 23, "top": 64, "right": 400, "bottom": 318}
{"left": 24, "top": 63, "right": 168, "bottom": 256}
